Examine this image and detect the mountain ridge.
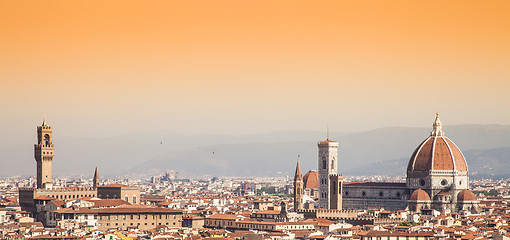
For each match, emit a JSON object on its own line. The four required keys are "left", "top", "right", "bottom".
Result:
{"left": 2, "top": 124, "right": 509, "bottom": 178}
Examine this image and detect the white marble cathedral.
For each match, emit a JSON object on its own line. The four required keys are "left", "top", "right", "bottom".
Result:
{"left": 294, "top": 114, "right": 479, "bottom": 213}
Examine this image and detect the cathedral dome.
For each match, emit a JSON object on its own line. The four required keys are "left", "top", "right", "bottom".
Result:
{"left": 303, "top": 170, "right": 319, "bottom": 189}
{"left": 407, "top": 114, "right": 468, "bottom": 172}
{"left": 457, "top": 189, "right": 477, "bottom": 202}
{"left": 409, "top": 189, "right": 431, "bottom": 201}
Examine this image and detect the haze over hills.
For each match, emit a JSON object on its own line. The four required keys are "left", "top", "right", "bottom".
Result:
{"left": 2, "top": 124, "right": 510, "bottom": 178}
{"left": 346, "top": 146, "right": 510, "bottom": 179}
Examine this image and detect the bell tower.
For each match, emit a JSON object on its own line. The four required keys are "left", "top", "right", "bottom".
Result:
{"left": 293, "top": 156, "right": 304, "bottom": 211}
{"left": 34, "top": 117, "right": 54, "bottom": 189}
{"left": 318, "top": 138, "right": 338, "bottom": 209}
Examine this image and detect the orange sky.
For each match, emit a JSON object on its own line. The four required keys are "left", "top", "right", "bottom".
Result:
{"left": 1, "top": 0, "right": 509, "bottom": 137}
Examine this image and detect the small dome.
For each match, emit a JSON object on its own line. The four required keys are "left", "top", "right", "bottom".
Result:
{"left": 303, "top": 170, "right": 319, "bottom": 189}
{"left": 409, "top": 189, "right": 431, "bottom": 201}
{"left": 407, "top": 114, "right": 468, "bottom": 172}
{"left": 457, "top": 189, "right": 477, "bottom": 202}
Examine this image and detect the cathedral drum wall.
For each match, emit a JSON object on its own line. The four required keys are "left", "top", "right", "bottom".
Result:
{"left": 342, "top": 184, "right": 409, "bottom": 211}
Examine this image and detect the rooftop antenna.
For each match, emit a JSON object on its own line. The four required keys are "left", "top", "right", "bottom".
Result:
{"left": 327, "top": 126, "right": 329, "bottom": 140}
{"left": 42, "top": 114, "right": 47, "bottom": 126}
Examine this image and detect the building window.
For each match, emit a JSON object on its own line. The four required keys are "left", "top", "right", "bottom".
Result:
{"left": 133, "top": 196, "right": 137, "bottom": 204}
{"left": 441, "top": 179, "right": 448, "bottom": 186}
{"left": 322, "top": 158, "right": 327, "bottom": 169}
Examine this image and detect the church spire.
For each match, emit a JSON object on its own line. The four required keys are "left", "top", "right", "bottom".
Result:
{"left": 93, "top": 167, "right": 99, "bottom": 187}
{"left": 294, "top": 155, "right": 303, "bottom": 181}
{"left": 430, "top": 113, "right": 445, "bottom": 137}
{"left": 293, "top": 155, "right": 304, "bottom": 211}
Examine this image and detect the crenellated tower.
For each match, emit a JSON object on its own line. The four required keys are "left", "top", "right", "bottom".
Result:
{"left": 34, "top": 117, "right": 54, "bottom": 189}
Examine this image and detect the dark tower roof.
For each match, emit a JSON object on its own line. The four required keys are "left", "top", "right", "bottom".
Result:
{"left": 93, "top": 167, "right": 99, "bottom": 187}
{"left": 294, "top": 157, "right": 303, "bottom": 181}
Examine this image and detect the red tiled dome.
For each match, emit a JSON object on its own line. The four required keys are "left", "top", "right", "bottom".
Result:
{"left": 303, "top": 170, "right": 319, "bottom": 189}
{"left": 457, "top": 189, "right": 477, "bottom": 202}
{"left": 407, "top": 115, "right": 467, "bottom": 172}
{"left": 409, "top": 189, "right": 431, "bottom": 201}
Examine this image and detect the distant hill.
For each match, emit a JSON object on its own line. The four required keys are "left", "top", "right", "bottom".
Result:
{"left": 130, "top": 124, "right": 510, "bottom": 177}
{"left": 2, "top": 124, "right": 510, "bottom": 178}
{"left": 344, "top": 146, "right": 510, "bottom": 179}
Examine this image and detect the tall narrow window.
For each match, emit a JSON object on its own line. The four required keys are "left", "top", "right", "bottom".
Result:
{"left": 44, "top": 134, "right": 50, "bottom": 145}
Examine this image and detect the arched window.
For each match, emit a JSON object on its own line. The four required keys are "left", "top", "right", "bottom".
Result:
{"left": 44, "top": 134, "right": 50, "bottom": 145}
{"left": 322, "top": 157, "right": 327, "bottom": 169}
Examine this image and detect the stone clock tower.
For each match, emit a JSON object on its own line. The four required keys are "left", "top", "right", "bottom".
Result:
{"left": 318, "top": 138, "right": 338, "bottom": 209}
{"left": 34, "top": 117, "right": 54, "bottom": 189}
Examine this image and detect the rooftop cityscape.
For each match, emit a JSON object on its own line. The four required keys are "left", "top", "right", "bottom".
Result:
{"left": 2, "top": 1, "right": 509, "bottom": 239}
{"left": 1, "top": 115, "right": 510, "bottom": 240}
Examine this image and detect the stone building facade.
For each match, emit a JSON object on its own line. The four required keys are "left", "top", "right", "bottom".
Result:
{"left": 97, "top": 185, "right": 140, "bottom": 204}
{"left": 55, "top": 205, "right": 182, "bottom": 231}
{"left": 19, "top": 119, "right": 141, "bottom": 226}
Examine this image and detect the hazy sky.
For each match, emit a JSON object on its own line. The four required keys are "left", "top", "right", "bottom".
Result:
{"left": 1, "top": 0, "right": 509, "bottom": 140}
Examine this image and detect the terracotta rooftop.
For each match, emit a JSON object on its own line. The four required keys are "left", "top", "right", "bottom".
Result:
{"left": 407, "top": 116, "right": 467, "bottom": 172}
{"left": 303, "top": 170, "right": 319, "bottom": 189}
{"left": 206, "top": 214, "right": 242, "bottom": 220}
{"left": 253, "top": 210, "right": 281, "bottom": 215}
{"left": 458, "top": 189, "right": 477, "bottom": 202}
{"left": 409, "top": 189, "right": 431, "bottom": 201}
{"left": 54, "top": 205, "right": 182, "bottom": 214}
{"left": 87, "top": 199, "right": 130, "bottom": 207}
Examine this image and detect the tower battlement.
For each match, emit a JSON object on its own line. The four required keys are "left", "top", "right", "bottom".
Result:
{"left": 34, "top": 118, "right": 54, "bottom": 189}
{"left": 35, "top": 144, "right": 54, "bottom": 148}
